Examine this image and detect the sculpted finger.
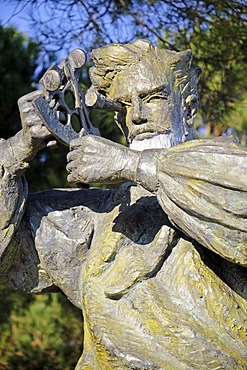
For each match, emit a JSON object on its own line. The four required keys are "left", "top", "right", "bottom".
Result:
{"left": 70, "top": 137, "right": 87, "bottom": 149}
{"left": 18, "top": 91, "right": 44, "bottom": 121}
{"left": 87, "top": 135, "right": 112, "bottom": 148}
{"left": 83, "top": 145, "right": 98, "bottom": 154}
{"left": 67, "top": 150, "right": 87, "bottom": 165}
{"left": 67, "top": 172, "right": 79, "bottom": 183}
{"left": 66, "top": 161, "right": 79, "bottom": 173}
{"left": 67, "top": 171, "right": 85, "bottom": 184}
{"left": 68, "top": 166, "right": 95, "bottom": 184}
{"left": 18, "top": 90, "right": 43, "bottom": 108}
{"left": 66, "top": 162, "right": 72, "bottom": 173}
{"left": 67, "top": 150, "right": 79, "bottom": 162}
{"left": 30, "top": 121, "right": 51, "bottom": 139}
{"left": 70, "top": 135, "right": 105, "bottom": 150}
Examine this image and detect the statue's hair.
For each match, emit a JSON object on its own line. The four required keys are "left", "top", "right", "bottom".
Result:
{"left": 89, "top": 39, "right": 201, "bottom": 101}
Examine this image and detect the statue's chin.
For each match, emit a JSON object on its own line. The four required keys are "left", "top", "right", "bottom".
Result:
{"left": 129, "top": 132, "right": 186, "bottom": 151}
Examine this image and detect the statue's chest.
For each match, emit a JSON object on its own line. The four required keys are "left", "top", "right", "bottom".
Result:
{"left": 85, "top": 192, "right": 178, "bottom": 299}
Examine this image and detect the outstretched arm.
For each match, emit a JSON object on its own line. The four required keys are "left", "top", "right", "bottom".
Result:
{"left": 66, "top": 134, "right": 247, "bottom": 267}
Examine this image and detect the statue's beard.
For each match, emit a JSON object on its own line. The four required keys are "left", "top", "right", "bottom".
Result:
{"left": 129, "top": 132, "right": 191, "bottom": 151}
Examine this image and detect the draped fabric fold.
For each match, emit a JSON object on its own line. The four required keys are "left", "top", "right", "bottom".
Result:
{"left": 156, "top": 136, "right": 247, "bottom": 266}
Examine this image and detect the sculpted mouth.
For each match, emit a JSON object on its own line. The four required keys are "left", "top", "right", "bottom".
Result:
{"left": 130, "top": 132, "right": 159, "bottom": 141}
{"left": 129, "top": 132, "right": 173, "bottom": 151}
{"left": 129, "top": 129, "right": 190, "bottom": 151}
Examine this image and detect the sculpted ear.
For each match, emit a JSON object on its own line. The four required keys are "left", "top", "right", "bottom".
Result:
{"left": 185, "top": 94, "right": 199, "bottom": 126}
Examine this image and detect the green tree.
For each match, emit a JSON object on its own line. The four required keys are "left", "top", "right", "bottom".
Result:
{"left": 0, "top": 289, "right": 82, "bottom": 370}
{"left": 0, "top": 25, "right": 39, "bottom": 138}
{"left": 172, "top": 18, "right": 247, "bottom": 137}
{"left": 224, "top": 94, "right": 247, "bottom": 143}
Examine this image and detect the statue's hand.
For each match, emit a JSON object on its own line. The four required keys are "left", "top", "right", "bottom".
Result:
{"left": 67, "top": 135, "right": 139, "bottom": 184}
{"left": 17, "top": 91, "right": 53, "bottom": 160}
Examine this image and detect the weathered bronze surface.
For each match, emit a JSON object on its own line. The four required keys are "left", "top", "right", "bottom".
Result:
{"left": 0, "top": 39, "right": 246, "bottom": 369}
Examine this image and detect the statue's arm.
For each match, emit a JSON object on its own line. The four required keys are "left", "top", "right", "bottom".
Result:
{"left": 66, "top": 135, "right": 159, "bottom": 191}
{"left": 0, "top": 91, "right": 51, "bottom": 242}
{"left": 67, "top": 135, "right": 247, "bottom": 267}
{"left": 0, "top": 91, "right": 53, "bottom": 288}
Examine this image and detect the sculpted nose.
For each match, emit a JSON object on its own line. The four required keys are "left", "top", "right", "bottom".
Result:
{"left": 131, "top": 96, "right": 144, "bottom": 124}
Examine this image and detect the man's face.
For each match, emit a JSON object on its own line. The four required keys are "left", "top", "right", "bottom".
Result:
{"left": 108, "top": 58, "right": 192, "bottom": 150}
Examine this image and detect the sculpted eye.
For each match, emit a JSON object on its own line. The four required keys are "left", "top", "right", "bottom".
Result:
{"left": 144, "top": 92, "right": 168, "bottom": 103}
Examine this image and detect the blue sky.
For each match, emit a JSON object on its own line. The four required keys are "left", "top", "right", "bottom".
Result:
{"left": 0, "top": 1, "right": 80, "bottom": 61}
{"left": 0, "top": 1, "right": 32, "bottom": 36}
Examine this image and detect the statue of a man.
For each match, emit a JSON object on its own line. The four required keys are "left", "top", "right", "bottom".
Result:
{"left": 0, "top": 40, "right": 246, "bottom": 369}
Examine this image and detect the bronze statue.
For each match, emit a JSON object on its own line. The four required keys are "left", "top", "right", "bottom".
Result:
{"left": 0, "top": 39, "right": 246, "bottom": 369}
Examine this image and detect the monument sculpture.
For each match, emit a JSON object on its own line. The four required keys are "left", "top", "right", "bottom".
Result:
{"left": 0, "top": 39, "right": 246, "bottom": 369}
